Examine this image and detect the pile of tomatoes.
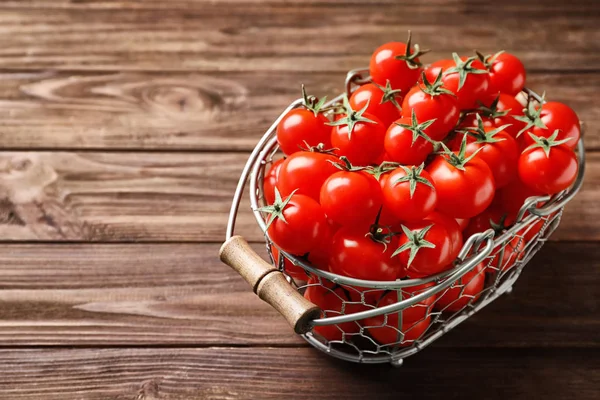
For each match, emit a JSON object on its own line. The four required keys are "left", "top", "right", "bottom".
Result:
{"left": 261, "top": 32, "right": 581, "bottom": 346}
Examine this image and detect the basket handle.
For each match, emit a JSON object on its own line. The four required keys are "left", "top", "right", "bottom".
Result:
{"left": 219, "top": 235, "right": 321, "bottom": 334}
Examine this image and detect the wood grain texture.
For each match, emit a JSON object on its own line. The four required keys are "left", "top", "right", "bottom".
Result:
{"left": 0, "top": 2, "right": 595, "bottom": 72}
{"left": 0, "top": 242, "right": 597, "bottom": 347}
{"left": 0, "top": 347, "right": 598, "bottom": 400}
{"left": 0, "top": 151, "right": 595, "bottom": 242}
{"left": 0, "top": 71, "right": 597, "bottom": 151}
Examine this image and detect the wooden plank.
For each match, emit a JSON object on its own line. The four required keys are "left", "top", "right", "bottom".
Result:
{"left": 0, "top": 151, "right": 595, "bottom": 242}
{"left": 0, "top": 5, "right": 595, "bottom": 72}
{"left": 0, "top": 71, "right": 597, "bottom": 151}
{"left": 0, "top": 242, "right": 596, "bottom": 346}
{"left": 0, "top": 347, "right": 597, "bottom": 400}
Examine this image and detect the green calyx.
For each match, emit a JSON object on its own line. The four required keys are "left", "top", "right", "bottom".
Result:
{"left": 525, "top": 130, "right": 572, "bottom": 158}
{"left": 395, "top": 108, "right": 437, "bottom": 146}
{"left": 366, "top": 161, "right": 401, "bottom": 181}
{"left": 392, "top": 224, "right": 436, "bottom": 266}
{"left": 393, "top": 163, "right": 434, "bottom": 198}
{"left": 373, "top": 80, "right": 403, "bottom": 111}
{"left": 327, "top": 95, "right": 377, "bottom": 139}
{"left": 489, "top": 213, "right": 512, "bottom": 235}
{"left": 438, "top": 133, "right": 484, "bottom": 171}
{"left": 477, "top": 94, "right": 509, "bottom": 119}
{"left": 514, "top": 93, "right": 548, "bottom": 137}
{"left": 444, "top": 53, "right": 488, "bottom": 91}
{"left": 301, "top": 84, "right": 328, "bottom": 117}
{"left": 299, "top": 141, "right": 338, "bottom": 154}
{"left": 256, "top": 188, "right": 297, "bottom": 230}
{"left": 394, "top": 30, "right": 430, "bottom": 69}
{"left": 365, "top": 207, "right": 396, "bottom": 252}
{"left": 461, "top": 114, "right": 511, "bottom": 144}
{"left": 327, "top": 156, "right": 367, "bottom": 172}
{"left": 419, "top": 71, "right": 455, "bottom": 97}
{"left": 475, "top": 50, "right": 505, "bottom": 70}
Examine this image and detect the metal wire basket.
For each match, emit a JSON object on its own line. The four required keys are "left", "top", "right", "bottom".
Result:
{"left": 220, "top": 67, "right": 586, "bottom": 365}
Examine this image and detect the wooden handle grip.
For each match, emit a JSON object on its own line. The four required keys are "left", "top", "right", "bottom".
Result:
{"left": 219, "top": 235, "right": 321, "bottom": 334}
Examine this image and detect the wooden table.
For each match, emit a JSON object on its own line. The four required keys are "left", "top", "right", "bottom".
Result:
{"left": 0, "top": 1, "right": 598, "bottom": 398}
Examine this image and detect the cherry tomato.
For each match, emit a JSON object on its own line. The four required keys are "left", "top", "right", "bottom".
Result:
{"left": 366, "top": 314, "right": 431, "bottom": 347}
{"left": 276, "top": 97, "right": 331, "bottom": 155}
{"left": 521, "top": 101, "right": 581, "bottom": 149}
{"left": 434, "top": 263, "right": 485, "bottom": 312}
{"left": 401, "top": 72, "right": 460, "bottom": 141}
{"left": 382, "top": 165, "right": 437, "bottom": 222}
{"left": 329, "top": 226, "right": 404, "bottom": 281}
{"left": 493, "top": 177, "right": 543, "bottom": 219}
{"left": 396, "top": 221, "right": 453, "bottom": 278}
{"left": 455, "top": 217, "right": 470, "bottom": 231}
{"left": 307, "top": 223, "right": 336, "bottom": 270}
{"left": 331, "top": 101, "right": 386, "bottom": 166}
{"left": 349, "top": 82, "right": 402, "bottom": 128}
{"left": 488, "top": 236, "right": 524, "bottom": 273}
{"left": 518, "top": 133, "right": 578, "bottom": 195}
{"left": 270, "top": 246, "right": 308, "bottom": 281}
{"left": 261, "top": 191, "right": 328, "bottom": 255}
{"left": 482, "top": 51, "right": 526, "bottom": 96}
{"left": 423, "top": 59, "right": 454, "bottom": 83}
{"left": 304, "top": 278, "right": 366, "bottom": 341}
{"left": 424, "top": 211, "right": 463, "bottom": 264}
{"left": 473, "top": 93, "right": 527, "bottom": 138}
{"left": 320, "top": 170, "right": 383, "bottom": 228}
{"left": 384, "top": 116, "right": 434, "bottom": 165}
{"left": 376, "top": 171, "right": 402, "bottom": 227}
{"left": 369, "top": 32, "right": 426, "bottom": 93}
{"left": 276, "top": 151, "right": 339, "bottom": 202}
{"left": 263, "top": 158, "right": 284, "bottom": 205}
{"left": 437, "top": 54, "right": 491, "bottom": 110}
{"left": 426, "top": 140, "right": 496, "bottom": 218}
{"left": 463, "top": 203, "right": 515, "bottom": 239}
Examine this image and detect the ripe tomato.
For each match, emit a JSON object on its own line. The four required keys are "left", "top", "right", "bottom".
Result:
{"left": 520, "top": 101, "right": 581, "bottom": 149}
{"left": 384, "top": 114, "right": 435, "bottom": 165}
{"left": 479, "top": 51, "right": 526, "bottom": 96}
{"left": 260, "top": 190, "right": 328, "bottom": 255}
{"left": 493, "top": 177, "right": 543, "bottom": 219}
{"left": 488, "top": 236, "right": 524, "bottom": 273}
{"left": 349, "top": 82, "right": 402, "bottom": 128}
{"left": 270, "top": 246, "right": 308, "bottom": 281}
{"left": 330, "top": 98, "right": 386, "bottom": 166}
{"left": 320, "top": 169, "right": 383, "bottom": 228}
{"left": 263, "top": 158, "right": 284, "bottom": 205}
{"left": 382, "top": 164, "right": 437, "bottom": 222}
{"left": 276, "top": 87, "right": 331, "bottom": 155}
{"left": 439, "top": 54, "right": 490, "bottom": 110}
{"left": 434, "top": 263, "right": 485, "bottom": 312}
{"left": 455, "top": 217, "right": 470, "bottom": 231}
{"left": 424, "top": 211, "right": 463, "bottom": 264}
{"left": 366, "top": 283, "right": 436, "bottom": 328}
{"left": 463, "top": 203, "right": 515, "bottom": 239}
{"left": 475, "top": 93, "right": 527, "bottom": 138}
{"left": 458, "top": 117, "right": 520, "bottom": 188}
{"left": 395, "top": 222, "right": 453, "bottom": 278}
{"left": 276, "top": 151, "right": 339, "bottom": 202}
{"left": 518, "top": 131, "right": 578, "bottom": 195}
{"left": 426, "top": 138, "right": 496, "bottom": 218}
{"left": 329, "top": 226, "right": 404, "bottom": 281}
{"left": 369, "top": 31, "right": 427, "bottom": 93}
{"left": 304, "top": 278, "right": 366, "bottom": 341}
{"left": 423, "top": 59, "right": 454, "bottom": 83}
{"left": 401, "top": 71, "right": 459, "bottom": 141}
{"left": 375, "top": 169, "right": 402, "bottom": 227}
{"left": 367, "top": 314, "right": 431, "bottom": 347}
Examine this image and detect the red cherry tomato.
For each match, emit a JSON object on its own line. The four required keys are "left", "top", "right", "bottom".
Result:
{"left": 455, "top": 217, "right": 470, "bottom": 231}
{"left": 270, "top": 246, "right": 308, "bottom": 281}
{"left": 518, "top": 136, "right": 578, "bottom": 195}
{"left": 470, "top": 93, "right": 527, "bottom": 138}
{"left": 426, "top": 144, "right": 496, "bottom": 219}
{"left": 366, "top": 314, "right": 431, "bottom": 347}
{"left": 423, "top": 59, "right": 454, "bottom": 83}
{"left": 434, "top": 263, "right": 485, "bottom": 312}
{"left": 382, "top": 165, "right": 437, "bottom": 222}
{"left": 320, "top": 170, "right": 383, "bottom": 228}
{"left": 493, "top": 177, "right": 544, "bottom": 219}
{"left": 349, "top": 83, "right": 402, "bottom": 128}
{"left": 331, "top": 112, "right": 386, "bottom": 166}
{"left": 263, "top": 158, "right": 284, "bottom": 205}
{"left": 521, "top": 101, "right": 581, "bottom": 149}
{"left": 376, "top": 171, "right": 402, "bottom": 227}
{"left": 401, "top": 75, "right": 460, "bottom": 141}
{"left": 263, "top": 192, "right": 328, "bottom": 255}
{"left": 484, "top": 52, "right": 526, "bottom": 96}
{"left": 304, "top": 278, "right": 366, "bottom": 341}
{"left": 369, "top": 33, "right": 425, "bottom": 93}
{"left": 329, "top": 226, "right": 404, "bottom": 281}
{"left": 424, "top": 211, "right": 464, "bottom": 264}
{"left": 463, "top": 203, "right": 515, "bottom": 239}
{"left": 276, "top": 151, "right": 339, "bottom": 202}
{"left": 276, "top": 109, "right": 331, "bottom": 156}
{"left": 488, "top": 236, "right": 525, "bottom": 273}
{"left": 384, "top": 116, "right": 434, "bottom": 165}
{"left": 396, "top": 221, "right": 453, "bottom": 278}
{"left": 434, "top": 54, "right": 491, "bottom": 110}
